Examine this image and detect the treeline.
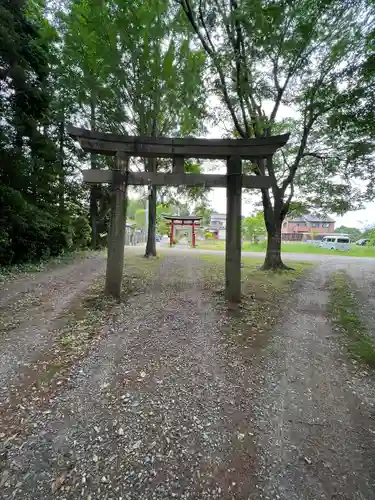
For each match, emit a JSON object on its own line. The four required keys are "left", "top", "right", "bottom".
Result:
{"left": 0, "top": 1, "right": 87, "bottom": 265}
{"left": 0, "top": 0, "right": 207, "bottom": 266}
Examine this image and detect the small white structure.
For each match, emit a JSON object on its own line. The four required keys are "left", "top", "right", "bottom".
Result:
{"left": 209, "top": 213, "right": 227, "bottom": 240}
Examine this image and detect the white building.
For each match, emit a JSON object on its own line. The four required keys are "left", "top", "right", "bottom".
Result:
{"left": 209, "top": 213, "right": 227, "bottom": 240}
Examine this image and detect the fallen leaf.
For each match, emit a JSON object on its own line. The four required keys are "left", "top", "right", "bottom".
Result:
{"left": 51, "top": 472, "right": 67, "bottom": 493}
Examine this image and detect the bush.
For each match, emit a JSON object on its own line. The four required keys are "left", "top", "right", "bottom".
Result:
{"left": 71, "top": 215, "right": 91, "bottom": 249}
{"left": 0, "top": 185, "right": 91, "bottom": 266}
{"left": 0, "top": 186, "right": 54, "bottom": 265}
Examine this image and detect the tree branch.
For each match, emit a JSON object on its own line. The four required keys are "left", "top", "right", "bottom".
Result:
{"left": 179, "top": 0, "right": 246, "bottom": 137}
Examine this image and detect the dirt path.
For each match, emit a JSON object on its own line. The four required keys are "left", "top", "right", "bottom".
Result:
{"left": 0, "top": 253, "right": 106, "bottom": 405}
{"left": 252, "top": 263, "right": 375, "bottom": 499}
{"left": 1, "top": 253, "right": 375, "bottom": 499}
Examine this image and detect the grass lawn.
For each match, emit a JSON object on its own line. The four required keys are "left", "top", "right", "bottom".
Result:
{"left": 196, "top": 240, "right": 375, "bottom": 257}
{"left": 329, "top": 271, "right": 375, "bottom": 367}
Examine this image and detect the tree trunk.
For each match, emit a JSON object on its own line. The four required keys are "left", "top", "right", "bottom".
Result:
{"left": 145, "top": 184, "right": 157, "bottom": 257}
{"left": 144, "top": 118, "right": 158, "bottom": 257}
{"left": 58, "top": 116, "right": 65, "bottom": 216}
{"left": 262, "top": 221, "right": 283, "bottom": 268}
{"left": 260, "top": 188, "right": 292, "bottom": 270}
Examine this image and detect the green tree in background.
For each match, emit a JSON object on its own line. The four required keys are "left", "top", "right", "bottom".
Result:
{"left": 335, "top": 226, "right": 362, "bottom": 241}
{"left": 0, "top": 0, "right": 63, "bottom": 264}
{"left": 242, "top": 213, "right": 266, "bottom": 243}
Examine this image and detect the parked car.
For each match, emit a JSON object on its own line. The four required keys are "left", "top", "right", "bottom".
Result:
{"left": 319, "top": 236, "right": 350, "bottom": 251}
{"left": 155, "top": 234, "right": 161, "bottom": 242}
{"left": 355, "top": 238, "right": 370, "bottom": 246}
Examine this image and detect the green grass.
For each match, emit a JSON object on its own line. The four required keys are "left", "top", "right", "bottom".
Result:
{"left": 196, "top": 240, "right": 375, "bottom": 257}
{"left": 329, "top": 271, "right": 375, "bottom": 367}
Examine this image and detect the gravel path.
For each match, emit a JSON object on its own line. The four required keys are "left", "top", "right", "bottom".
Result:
{"left": 0, "top": 253, "right": 106, "bottom": 405}
{"left": 252, "top": 262, "right": 375, "bottom": 500}
{"left": 1, "top": 252, "right": 375, "bottom": 499}
{"left": 343, "top": 260, "right": 375, "bottom": 343}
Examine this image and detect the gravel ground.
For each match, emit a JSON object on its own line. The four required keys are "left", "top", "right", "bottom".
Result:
{"left": 252, "top": 262, "right": 375, "bottom": 500}
{"left": 343, "top": 260, "right": 375, "bottom": 343}
{"left": 1, "top": 252, "right": 375, "bottom": 499}
{"left": 0, "top": 253, "right": 106, "bottom": 405}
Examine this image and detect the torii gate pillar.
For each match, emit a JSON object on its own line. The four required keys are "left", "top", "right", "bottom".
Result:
{"left": 225, "top": 156, "right": 242, "bottom": 302}
{"left": 105, "top": 152, "right": 128, "bottom": 298}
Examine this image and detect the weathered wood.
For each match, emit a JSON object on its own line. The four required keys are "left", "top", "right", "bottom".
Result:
{"left": 225, "top": 156, "right": 242, "bottom": 303}
{"left": 68, "top": 125, "right": 289, "bottom": 148}
{"left": 173, "top": 156, "right": 185, "bottom": 173}
{"left": 104, "top": 153, "right": 128, "bottom": 298}
{"left": 77, "top": 136, "right": 289, "bottom": 159}
{"left": 83, "top": 169, "right": 113, "bottom": 183}
{"left": 71, "top": 125, "right": 290, "bottom": 303}
{"left": 82, "top": 169, "right": 273, "bottom": 189}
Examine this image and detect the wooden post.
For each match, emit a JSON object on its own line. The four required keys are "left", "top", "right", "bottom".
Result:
{"left": 192, "top": 224, "right": 196, "bottom": 248}
{"left": 173, "top": 156, "right": 185, "bottom": 173}
{"left": 225, "top": 156, "right": 242, "bottom": 302}
{"left": 105, "top": 152, "right": 128, "bottom": 298}
{"left": 170, "top": 220, "right": 174, "bottom": 247}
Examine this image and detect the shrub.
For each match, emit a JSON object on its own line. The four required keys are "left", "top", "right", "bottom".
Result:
{"left": 71, "top": 215, "right": 91, "bottom": 249}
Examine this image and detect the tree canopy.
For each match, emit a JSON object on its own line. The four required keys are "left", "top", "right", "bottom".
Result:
{"left": 177, "top": 0, "right": 375, "bottom": 268}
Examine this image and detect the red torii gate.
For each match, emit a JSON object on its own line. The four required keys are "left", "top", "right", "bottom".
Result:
{"left": 163, "top": 215, "right": 202, "bottom": 248}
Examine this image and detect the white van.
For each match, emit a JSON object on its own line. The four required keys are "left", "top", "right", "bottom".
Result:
{"left": 319, "top": 236, "right": 350, "bottom": 251}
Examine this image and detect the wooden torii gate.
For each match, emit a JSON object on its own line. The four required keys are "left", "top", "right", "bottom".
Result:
{"left": 68, "top": 126, "right": 289, "bottom": 302}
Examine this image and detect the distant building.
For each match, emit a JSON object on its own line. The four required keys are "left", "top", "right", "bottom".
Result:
{"left": 206, "top": 213, "right": 247, "bottom": 240}
{"left": 282, "top": 214, "right": 335, "bottom": 241}
{"left": 208, "top": 213, "right": 226, "bottom": 240}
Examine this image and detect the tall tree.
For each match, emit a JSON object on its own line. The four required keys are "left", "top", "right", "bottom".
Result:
{"left": 106, "top": 0, "right": 207, "bottom": 257}
{"left": 56, "top": 0, "right": 128, "bottom": 248}
{"left": 0, "top": 0, "right": 63, "bottom": 264}
{"left": 177, "top": 0, "right": 373, "bottom": 269}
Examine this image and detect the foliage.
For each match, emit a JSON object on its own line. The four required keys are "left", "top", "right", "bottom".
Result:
{"left": 156, "top": 204, "right": 172, "bottom": 235}
{"left": 127, "top": 198, "right": 146, "bottom": 220}
{"left": 0, "top": 0, "right": 209, "bottom": 266}
{"left": 0, "top": 1, "right": 69, "bottom": 265}
{"left": 242, "top": 212, "right": 266, "bottom": 243}
{"left": 134, "top": 209, "right": 147, "bottom": 231}
{"left": 178, "top": 0, "right": 375, "bottom": 268}
{"left": 335, "top": 226, "right": 362, "bottom": 241}
{"left": 195, "top": 204, "right": 214, "bottom": 226}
